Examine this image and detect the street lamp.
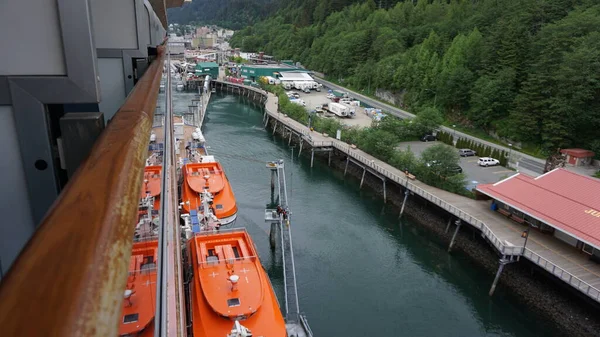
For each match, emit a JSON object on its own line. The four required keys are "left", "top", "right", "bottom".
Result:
{"left": 521, "top": 222, "right": 532, "bottom": 254}
{"left": 452, "top": 125, "right": 457, "bottom": 146}
{"left": 508, "top": 143, "right": 513, "bottom": 167}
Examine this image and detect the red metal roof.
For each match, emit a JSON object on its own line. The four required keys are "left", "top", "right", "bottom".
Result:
{"left": 560, "top": 148, "right": 595, "bottom": 158}
{"left": 477, "top": 168, "right": 600, "bottom": 248}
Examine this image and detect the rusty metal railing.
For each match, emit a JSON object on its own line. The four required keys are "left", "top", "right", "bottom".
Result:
{"left": 0, "top": 46, "right": 165, "bottom": 337}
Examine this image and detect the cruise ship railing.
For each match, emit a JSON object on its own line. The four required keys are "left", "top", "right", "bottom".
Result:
{"left": 0, "top": 47, "right": 165, "bottom": 337}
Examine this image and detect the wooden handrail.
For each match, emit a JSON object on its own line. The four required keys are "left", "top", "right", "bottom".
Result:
{"left": 0, "top": 46, "right": 165, "bottom": 336}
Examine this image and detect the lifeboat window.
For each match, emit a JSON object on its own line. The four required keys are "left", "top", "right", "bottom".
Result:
{"left": 208, "top": 249, "right": 215, "bottom": 256}
{"left": 141, "top": 256, "right": 155, "bottom": 274}
{"left": 215, "top": 204, "right": 223, "bottom": 210}
{"left": 227, "top": 298, "right": 240, "bottom": 307}
{"left": 123, "top": 313, "right": 139, "bottom": 324}
{"left": 207, "top": 256, "right": 218, "bottom": 265}
{"left": 232, "top": 247, "right": 240, "bottom": 258}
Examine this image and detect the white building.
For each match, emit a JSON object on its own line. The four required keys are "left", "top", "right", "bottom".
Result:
{"left": 278, "top": 71, "right": 319, "bottom": 90}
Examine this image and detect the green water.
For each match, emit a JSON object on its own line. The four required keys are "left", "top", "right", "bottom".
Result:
{"left": 175, "top": 92, "right": 558, "bottom": 337}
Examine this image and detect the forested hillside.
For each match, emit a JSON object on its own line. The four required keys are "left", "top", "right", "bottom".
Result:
{"left": 167, "top": 0, "right": 280, "bottom": 29}
{"left": 230, "top": 0, "right": 600, "bottom": 155}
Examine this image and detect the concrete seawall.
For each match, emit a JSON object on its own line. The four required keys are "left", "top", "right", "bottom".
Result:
{"left": 215, "top": 81, "right": 600, "bottom": 337}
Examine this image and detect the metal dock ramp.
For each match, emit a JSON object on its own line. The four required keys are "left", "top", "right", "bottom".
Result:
{"left": 266, "top": 160, "right": 313, "bottom": 337}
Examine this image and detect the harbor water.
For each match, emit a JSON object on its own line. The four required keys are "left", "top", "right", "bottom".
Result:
{"left": 173, "top": 92, "right": 559, "bottom": 337}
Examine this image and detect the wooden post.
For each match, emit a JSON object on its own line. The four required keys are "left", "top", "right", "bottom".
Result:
{"left": 344, "top": 157, "right": 349, "bottom": 176}
{"left": 288, "top": 132, "right": 292, "bottom": 145}
{"left": 383, "top": 178, "right": 387, "bottom": 203}
{"left": 298, "top": 140, "right": 303, "bottom": 157}
{"left": 310, "top": 149, "right": 315, "bottom": 168}
{"left": 328, "top": 150, "right": 332, "bottom": 166}
{"left": 272, "top": 121, "right": 277, "bottom": 135}
{"left": 359, "top": 167, "right": 366, "bottom": 189}
{"left": 264, "top": 115, "right": 269, "bottom": 128}
{"left": 448, "top": 220, "right": 462, "bottom": 252}
{"left": 445, "top": 218, "right": 452, "bottom": 234}
{"left": 489, "top": 258, "right": 508, "bottom": 296}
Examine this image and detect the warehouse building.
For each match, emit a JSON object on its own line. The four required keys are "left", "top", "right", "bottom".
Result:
{"left": 240, "top": 64, "right": 306, "bottom": 81}
{"left": 195, "top": 62, "right": 219, "bottom": 78}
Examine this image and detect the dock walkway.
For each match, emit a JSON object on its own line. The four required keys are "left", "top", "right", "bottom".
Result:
{"left": 263, "top": 92, "right": 600, "bottom": 304}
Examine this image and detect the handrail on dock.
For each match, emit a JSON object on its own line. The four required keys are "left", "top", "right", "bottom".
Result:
{"left": 0, "top": 46, "right": 166, "bottom": 337}
{"left": 260, "top": 91, "right": 600, "bottom": 303}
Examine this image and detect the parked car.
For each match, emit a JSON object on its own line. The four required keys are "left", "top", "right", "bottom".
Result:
{"left": 478, "top": 157, "right": 500, "bottom": 167}
{"left": 420, "top": 134, "right": 437, "bottom": 142}
{"left": 459, "top": 149, "right": 476, "bottom": 157}
{"left": 426, "top": 161, "right": 463, "bottom": 174}
{"left": 288, "top": 92, "right": 300, "bottom": 99}
{"left": 326, "top": 93, "right": 335, "bottom": 99}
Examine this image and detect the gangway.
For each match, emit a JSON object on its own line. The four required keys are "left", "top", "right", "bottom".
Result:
{"left": 265, "top": 160, "right": 313, "bottom": 337}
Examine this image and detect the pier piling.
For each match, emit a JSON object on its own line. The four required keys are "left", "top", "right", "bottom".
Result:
{"left": 489, "top": 258, "right": 509, "bottom": 296}
{"left": 448, "top": 220, "right": 462, "bottom": 252}
{"left": 360, "top": 168, "right": 367, "bottom": 189}
{"left": 445, "top": 218, "right": 452, "bottom": 234}
{"left": 310, "top": 149, "right": 315, "bottom": 168}
{"left": 399, "top": 189, "right": 409, "bottom": 218}
{"left": 344, "top": 157, "right": 349, "bottom": 176}
{"left": 383, "top": 179, "right": 387, "bottom": 203}
{"left": 270, "top": 170, "right": 276, "bottom": 202}
{"left": 269, "top": 222, "right": 278, "bottom": 250}
{"left": 328, "top": 151, "right": 332, "bottom": 166}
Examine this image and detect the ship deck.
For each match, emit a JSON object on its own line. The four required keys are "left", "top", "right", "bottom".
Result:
{"left": 152, "top": 116, "right": 205, "bottom": 164}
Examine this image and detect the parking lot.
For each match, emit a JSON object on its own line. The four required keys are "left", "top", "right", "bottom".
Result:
{"left": 397, "top": 141, "right": 515, "bottom": 188}
{"left": 287, "top": 89, "right": 374, "bottom": 128}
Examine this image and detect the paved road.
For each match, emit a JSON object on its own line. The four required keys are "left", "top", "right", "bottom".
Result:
{"left": 397, "top": 141, "right": 515, "bottom": 189}
{"left": 315, "top": 77, "right": 546, "bottom": 173}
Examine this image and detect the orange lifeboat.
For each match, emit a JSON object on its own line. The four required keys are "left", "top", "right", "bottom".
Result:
{"left": 188, "top": 229, "right": 286, "bottom": 336}
{"left": 118, "top": 240, "right": 158, "bottom": 337}
{"left": 181, "top": 161, "right": 237, "bottom": 225}
{"left": 140, "top": 165, "right": 161, "bottom": 211}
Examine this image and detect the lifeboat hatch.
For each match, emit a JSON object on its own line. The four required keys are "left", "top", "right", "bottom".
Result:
{"left": 227, "top": 298, "right": 241, "bottom": 307}
{"left": 123, "top": 313, "right": 139, "bottom": 324}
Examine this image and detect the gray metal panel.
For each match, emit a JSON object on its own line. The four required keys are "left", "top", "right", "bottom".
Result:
{"left": 0, "top": 0, "right": 66, "bottom": 76}
{"left": 96, "top": 49, "right": 123, "bottom": 58}
{"left": 0, "top": 77, "right": 9, "bottom": 104}
{"left": 0, "top": 105, "right": 36, "bottom": 275}
{"left": 97, "top": 58, "right": 127, "bottom": 122}
{"left": 59, "top": 112, "right": 105, "bottom": 178}
{"left": 91, "top": 0, "right": 138, "bottom": 49}
{"left": 9, "top": 84, "right": 59, "bottom": 224}
{"left": 58, "top": 0, "right": 100, "bottom": 101}
{"left": 134, "top": 0, "right": 149, "bottom": 57}
{"left": 7, "top": 77, "right": 99, "bottom": 104}
{"left": 122, "top": 50, "right": 137, "bottom": 93}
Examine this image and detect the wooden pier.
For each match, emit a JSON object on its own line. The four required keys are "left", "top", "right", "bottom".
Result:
{"left": 221, "top": 81, "right": 600, "bottom": 304}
